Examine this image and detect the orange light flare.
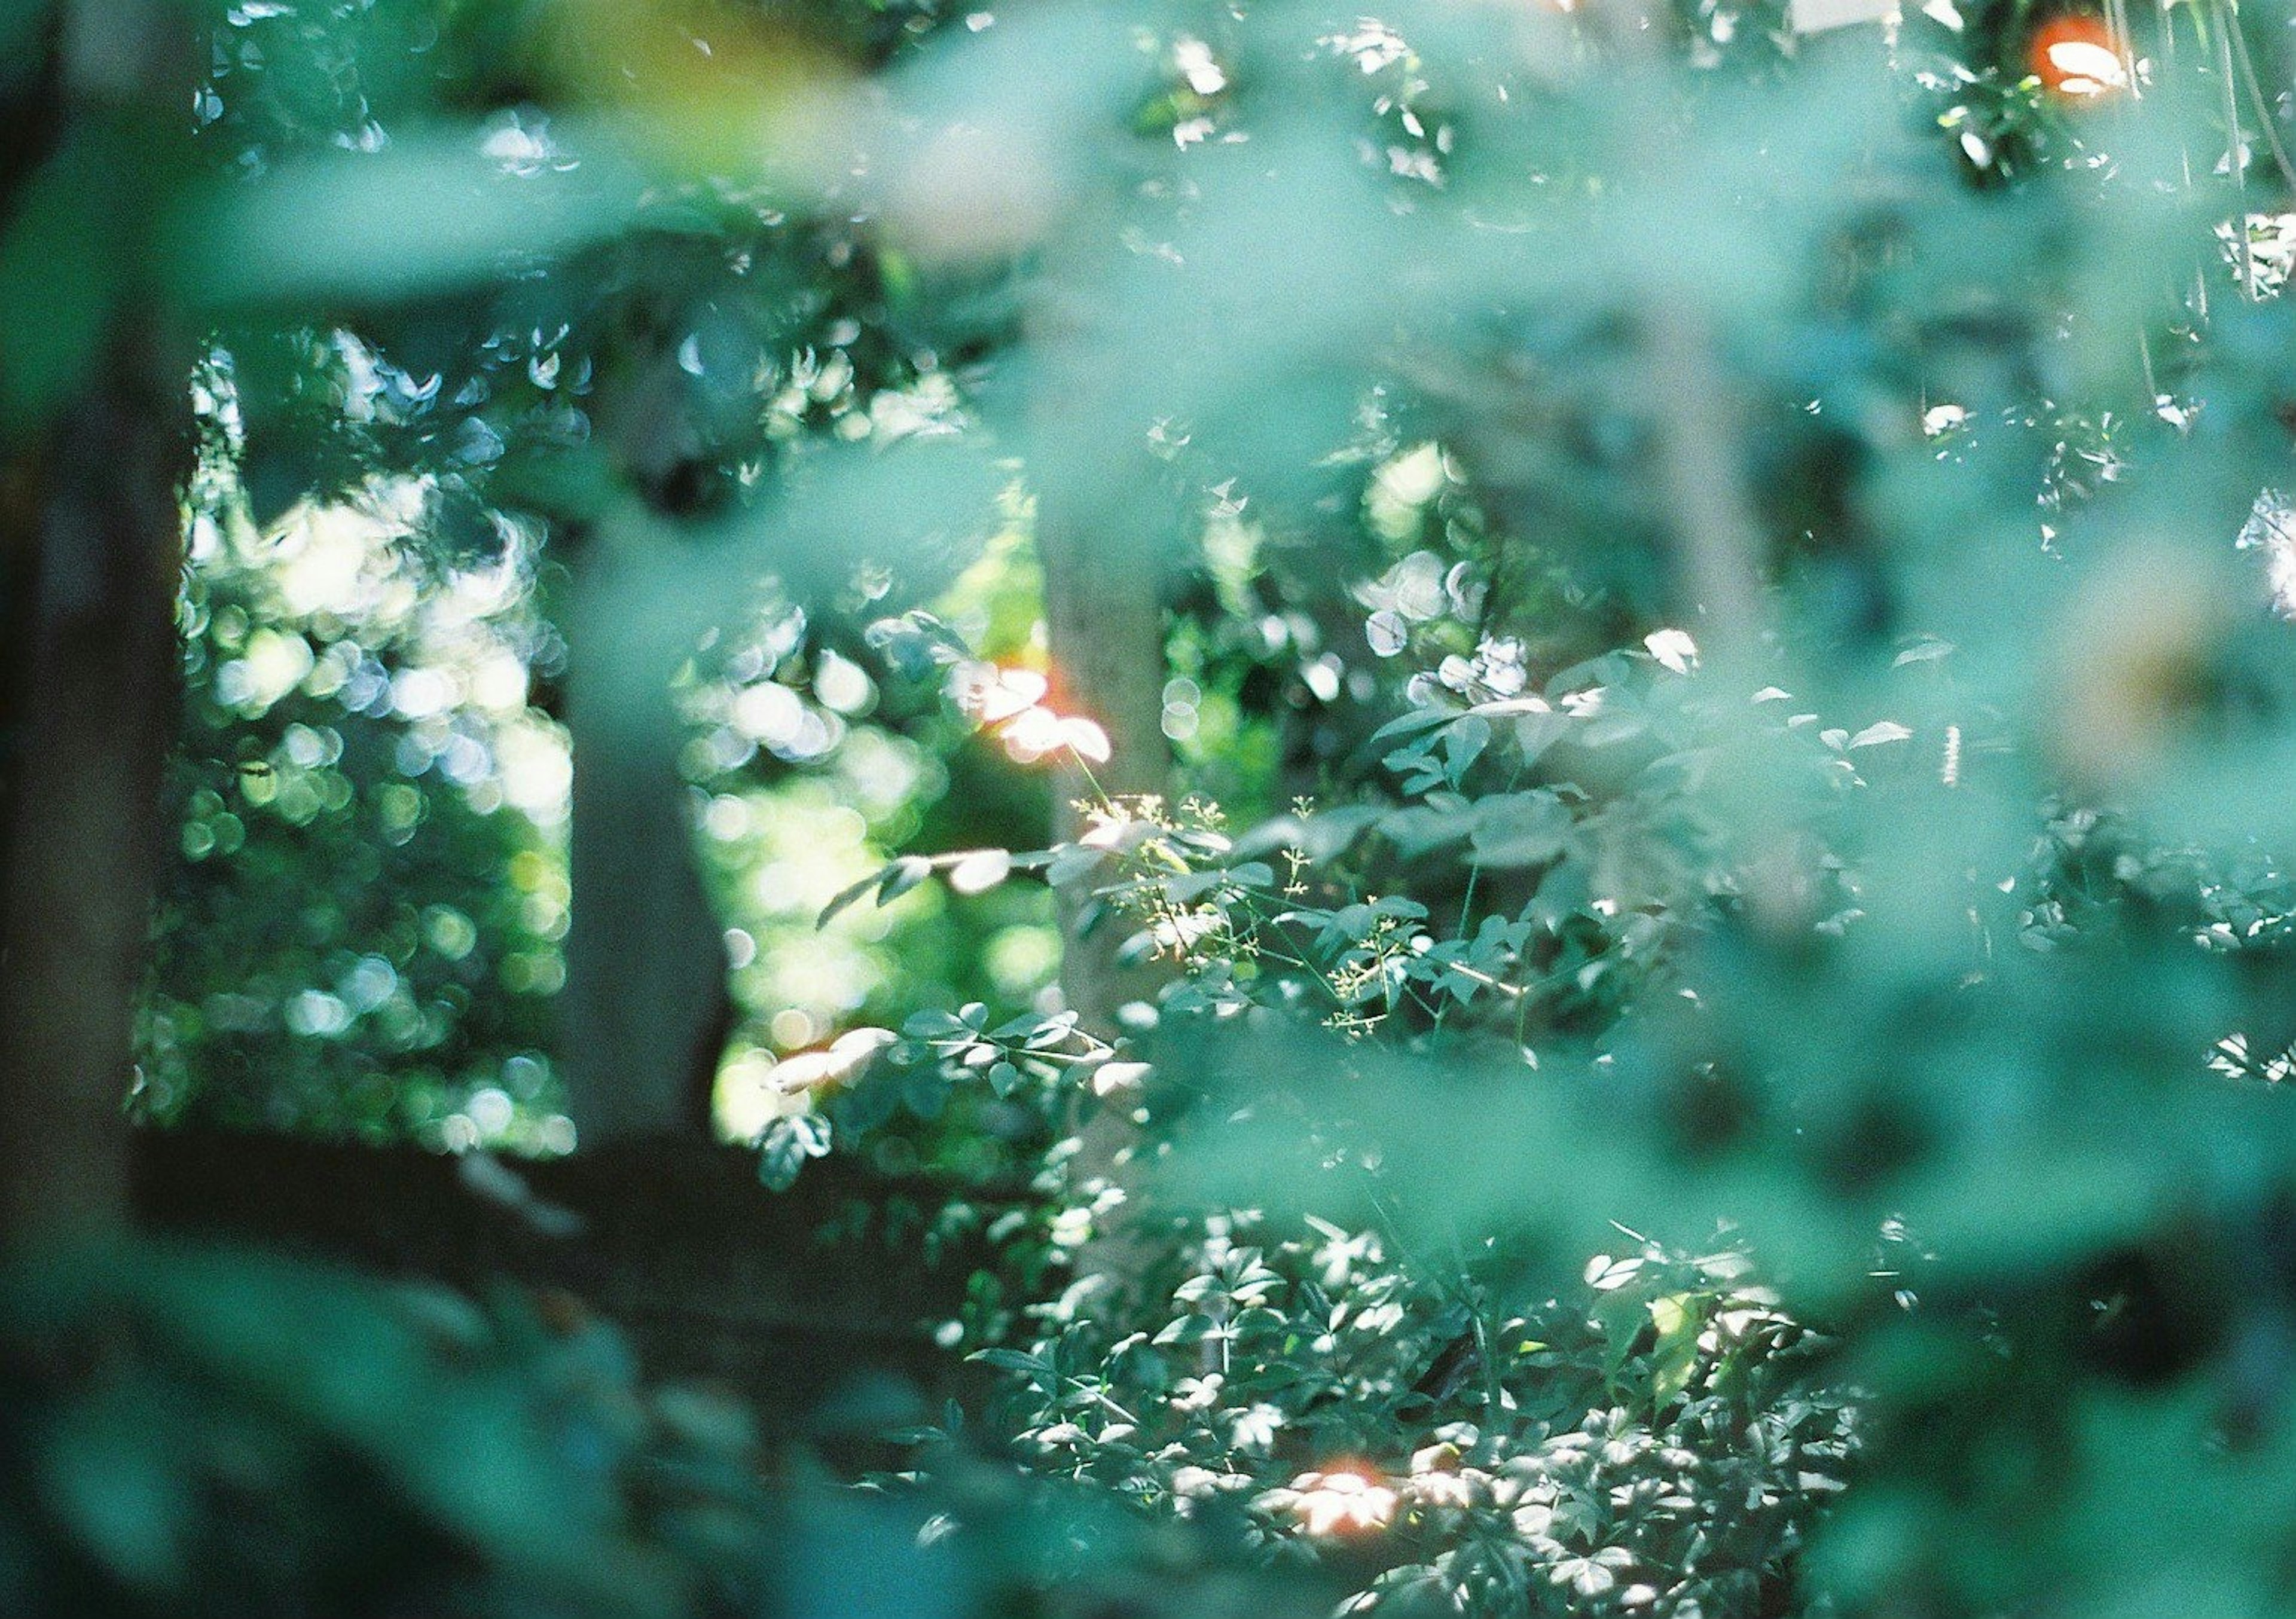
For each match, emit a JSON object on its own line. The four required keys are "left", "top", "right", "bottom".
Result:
{"left": 950, "top": 661, "right": 1112, "bottom": 766}
{"left": 1285, "top": 1464, "right": 1401, "bottom": 1538}
{"left": 2028, "top": 13, "right": 2132, "bottom": 102}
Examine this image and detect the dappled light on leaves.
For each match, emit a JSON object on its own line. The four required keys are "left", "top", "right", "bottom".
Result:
{"left": 1274, "top": 1466, "right": 1400, "bottom": 1539}
{"left": 16, "top": 0, "right": 2296, "bottom": 1613}
{"left": 952, "top": 661, "right": 1114, "bottom": 765}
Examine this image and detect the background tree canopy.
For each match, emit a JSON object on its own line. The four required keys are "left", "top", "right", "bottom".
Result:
{"left": 8, "top": 0, "right": 2296, "bottom": 1614}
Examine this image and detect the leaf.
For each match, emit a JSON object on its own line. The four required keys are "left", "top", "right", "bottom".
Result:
{"left": 1094, "top": 1060, "right": 1152, "bottom": 1096}
{"left": 1848, "top": 720, "right": 1914, "bottom": 749}
{"left": 1253, "top": 804, "right": 1380, "bottom": 863}
{"left": 1647, "top": 1293, "right": 1704, "bottom": 1404}
{"left": 40, "top": 1396, "right": 190, "bottom": 1590}
{"left": 757, "top": 1113, "right": 832, "bottom": 1192}
{"left": 948, "top": 848, "right": 1013, "bottom": 894}
{"left": 1528, "top": 860, "right": 1593, "bottom": 928}
{"left": 1441, "top": 716, "right": 1492, "bottom": 784}
{"left": 1585, "top": 1253, "right": 1642, "bottom": 1290}
{"left": 819, "top": 866, "right": 894, "bottom": 928}
{"left": 1057, "top": 717, "right": 1112, "bottom": 762}
{"left": 1378, "top": 804, "right": 1477, "bottom": 859}
{"left": 1642, "top": 627, "right": 1699, "bottom": 673}
{"left": 1021, "top": 1012, "right": 1081, "bottom": 1049}
{"left": 1152, "top": 1314, "right": 1219, "bottom": 1346}
{"left": 1164, "top": 869, "right": 1228, "bottom": 903}
{"left": 876, "top": 856, "right": 936, "bottom": 906}
{"left": 1578, "top": 711, "right": 1648, "bottom": 749}
{"left": 829, "top": 1026, "right": 898, "bottom": 1065}
{"left": 1468, "top": 791, "right": 1571, "bottom": 868}
{"left": 989, "top": 1010, "right": 1052, "bottom": 1041}
{"left": 970, "top": 1348, "right": 1054, "bottom": 1377}
{"left": 1045, "top": 847, "right": 1109, "bottom": 888}
{"left": 1367, "top": 707, "right": 1458, "bottom": 747}
{"left": 191, "top": 127, "right": 642, "bottom": 310}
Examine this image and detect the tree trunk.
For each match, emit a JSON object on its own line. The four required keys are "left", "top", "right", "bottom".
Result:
{"left": 0, "top": 0, "right": 194, "bottom": 1248}
{"left": 1031, "top": 415, "right": 1176, "bottom": 1302}
{"left": 1027, "top": 248, "right": 1178, "bottom": 1033}
{"left": 1036, "top": 490, "right": 1173, "bottom": 1030}
{"left": 556, "top": 523, "right": 734, "bottom": 1144}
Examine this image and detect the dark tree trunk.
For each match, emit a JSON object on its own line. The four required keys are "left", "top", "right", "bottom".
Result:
{"left": 0, "top": 341, "right": 189, "bottom": 1244}
{"left": 556, "top": 523, "right": 735, "bottom": 1144}
{"left": 0, "top": 0, "right": 195, "bottom": 1247}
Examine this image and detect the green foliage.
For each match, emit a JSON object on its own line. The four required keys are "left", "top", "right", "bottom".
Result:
{"left": 806, "top": 625, "right": 1876, "bottom": 1615}
{"left": 17, "top": 0, "right": 2296, "bottom": 1612}
{"left": 924, "top": 1224, "right": 1854, "bottom": 1618}
{"left": 0, "top": 1241, "right": 778, "bottom": 1617}
{"left": 741, "top": 2, "right": 2296, "bottom": 1612}
{"left": 146, "top": 488, "right": 568, "bottom": 1143}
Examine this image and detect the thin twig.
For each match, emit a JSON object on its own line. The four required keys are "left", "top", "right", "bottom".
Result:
{"left": 2227, "top": 11, "right": 2296, "bottom": 194}
{"left": 2218, "top": 1, "right": 2258, "bottom": 301}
